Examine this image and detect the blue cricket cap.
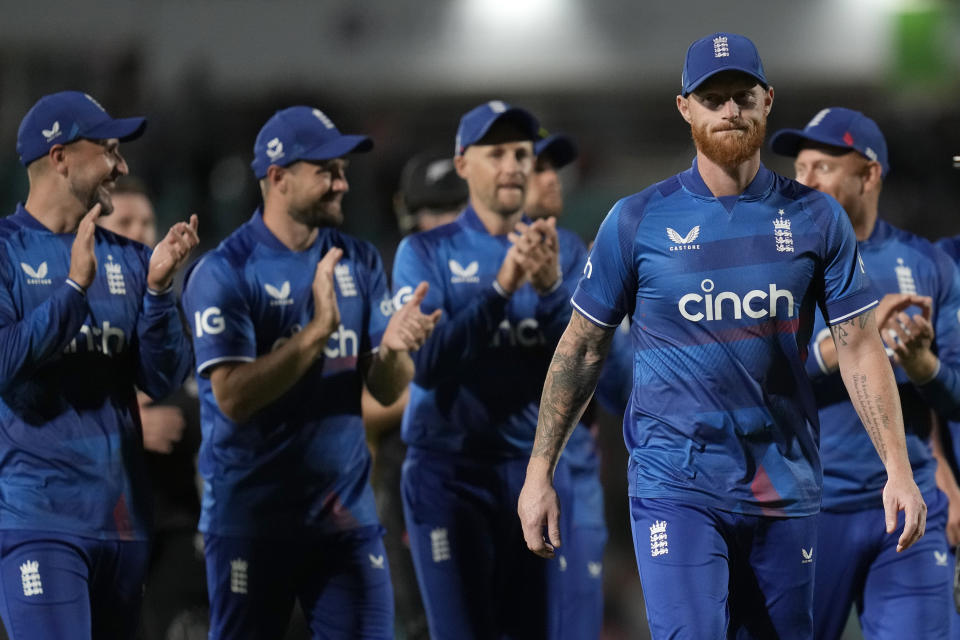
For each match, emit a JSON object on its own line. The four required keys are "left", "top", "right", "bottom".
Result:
{"left": 681, "top": 33, "right": 767, "bottom": 96}
{"left": 770, "top": 107, "right": 889, "bottom": 177}
{"left": 455, "top": 101, "right": 539, "bottom": 156}
{"left": 535, "top": 132, "right": 578, "bottom": 169}
{"left": 16, "top": 91, "right": 146, "bottom": 166}
{"left": 251, "top": 106, "right": 373, "bottom": 179}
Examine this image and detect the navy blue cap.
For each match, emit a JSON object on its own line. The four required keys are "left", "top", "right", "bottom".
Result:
{"left": 770, "top": 107, "right": 889, "bottom": 177}
{"left": 681, "top": 33, "right": 767, "bottom": 96}
{"left": 251, "top": 106, "right": 373, "bottom": 179}
{"left": 16, "top": 91, "right": 146, "bottom": 166}
{"left": 455, "top": 101, "right": 539, "bottom": 156}
{"left": 535, "top": 132, "right": 578, "bottom": 169}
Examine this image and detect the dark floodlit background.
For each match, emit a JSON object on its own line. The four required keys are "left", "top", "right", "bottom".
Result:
{"left": 1, "top": 1, "right": 956, "bottom": 638}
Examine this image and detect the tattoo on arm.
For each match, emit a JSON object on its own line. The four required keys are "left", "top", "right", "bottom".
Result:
{"left": 829, "top": 309, "right": 874, "bottom": 348}
{"left": 531, "top": 313, "right": 615, "bottom": 460}
{"left": 850, "top": 372, "right": 889, "bottom": 464}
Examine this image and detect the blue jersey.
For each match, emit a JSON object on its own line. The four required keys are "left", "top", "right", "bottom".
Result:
{"left": 0, "top": 204, "right": 192, "bottom": 540}
{"left": 573, "top": 160, "right": 876, "bottom": 517}
{"left": 392, "top": 205, "right": 588, "bottom": 458}
{"left": 181, "top": 210, "right": 391, "bottom": 539}
{"left": 809, "top": 220, "right": 960, "bottom": 511}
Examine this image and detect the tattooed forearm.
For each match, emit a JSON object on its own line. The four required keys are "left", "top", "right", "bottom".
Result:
{"left": 531, "top": 313, "right": 615, "bottom": 461}
{"left": 830, "top": 309, "right": 875, "bottom": 347}
{"left": 850, "top": 372, "right": 889, "bottom": 463}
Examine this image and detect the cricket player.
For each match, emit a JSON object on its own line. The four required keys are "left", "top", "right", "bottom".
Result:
{"left": 181, "top": 106, "right": 438, "bottom": 639}
{"left": 392, "top": 101, "right": 588, "bottom": 639}
{"left": 0, "top": 91, "right": 198, "bottom": 639}
{"left": 518, "top": 34, "right": 926, "bottom": 639}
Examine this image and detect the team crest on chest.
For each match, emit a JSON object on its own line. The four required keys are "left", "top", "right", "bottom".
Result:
{"left": 667, "top": 226, "right": 700, "bottom": 252}
{"left": 895, "top": 258, "right": 917, "bottom": 295}
{"left": 105, "top": 255, "right": 126, "bottom": 295}
{"left": 773, "top": 210, "right": 794, "bottom": 253}
{"left": 335, "top": 263, "right": 357, "bottom": 297}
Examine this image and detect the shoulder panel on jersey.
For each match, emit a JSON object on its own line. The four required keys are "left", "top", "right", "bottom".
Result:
{"left": 655, "top": 175, "right": 683, "bottom": 198}
{"left": 935, "top": 237, "right": 960, "bottom": 263}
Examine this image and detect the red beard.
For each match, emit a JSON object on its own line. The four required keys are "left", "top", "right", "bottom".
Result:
{"left": 691, "top": 115, "right": 767, "bottom": 168}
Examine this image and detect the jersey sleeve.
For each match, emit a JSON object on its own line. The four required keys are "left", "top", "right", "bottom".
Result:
{"left": 134, "top": 241, "right": 193, "bottom": 400}
{"left": 359, "top": 242, "right": 392, "bottom": 355}
{"left": 571, "top": 198, "right": 639, "bottom": 328}
{"left": 181, "top": 253, "right": 257, "bottom": 377}
{"left": 392, "top": 234, "right": 510, "bottom": 389}
{"left": 914, "top": 245, "right": 960, "bottom": 420}
{"left": 0, "top": 252, "right": 89, "bottom": 393}
{"left": 816, "top": 197, "right": 878, "bottom": 325}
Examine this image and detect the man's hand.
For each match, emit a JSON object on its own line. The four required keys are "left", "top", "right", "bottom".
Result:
{"left": 148, "top": 214, "right": 200, "bottom": 290}
{"left": 875, "top": 293, "right": 931, "bottom": 334}
{"left": 308, "top": 248, "right": 343, "bottom": 342}
{"left": 380, "top": 281, "right": 442, "bottom": 354}
{"left": 137, "top": 391, "right": 186, "bottom": 454}
{"left": 509, "top": 218, "right": 560, "bottom": 294}
{"left": 518, "top": 459, "right": 562, "bottom": 559}
{"left": 881, "top": 307, "right": 937, "bottom": 382}
{"left": 68, "top": 204, "right": 101, "bottom": 289}
{"left": 495, "top": 244, "right": 527, "bottom": 295}
{"left": 883, "top": 470, "right": 927, "bottom": 552}
{"left": 946, "top": 491, "right": 960, "bottom": 546}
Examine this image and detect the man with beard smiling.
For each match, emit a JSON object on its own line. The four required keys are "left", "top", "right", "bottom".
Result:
{"left": 518, "top": 33, "right": 926, "bottom": 639}
{"left": 391, "top": 101, "right": 588, "bottom": 638}
{"left": 0, "top": 91, "right": 198, "bottom": 639}
{"left": 181, "top": 106, "right": 439, "bottom": 639}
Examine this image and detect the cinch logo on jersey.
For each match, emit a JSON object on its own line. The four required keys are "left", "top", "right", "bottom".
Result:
{"left": 489, "top": 318, "right": 544, "bottom": 348}
{"left": 678, "top": 279, "right": 795, "bottom": 323}
{"left": 325, "top": 324, "right": 359, "bottom": 358}
{"left": 42, "top": 121, "right": 61, "bottom": 142}
{"left": 335, "top": 264, "right": 357, "bottom": 297}
{"left": 105, "top": 255, "right": 126, "bottom": 295}
{"left": 583, "top": 256, "right": 593, "bottom": 279}
{"left": 229, "top": 558, "right": 248, "bottom": 595}
{"left": 265, "top": 281, "right": 293, "bottom": 306}
{"left": 449, "top": 259, "right": 480, "bottom": 284}
{"left": 393, "top": 286, "right": 413, "bottom": 310}
{"left": 20, "top": 261, "right": 51, "bottom": 285}
{"left": 895, "top": 258, "right": 917, "bottom": 295}
{"left": 194, "top": 307, "right": 225, "bottom": 337}
{"left": 64, "top": 321, "right": 127, "bottom": 356}
{"left": 774, "top": 211, "right": 793, "bottom": 253}
{"left": 667, "top": 226, "right": 700, "bottom": 251}
{"left": 650, "top": 520, "right": 668, "bottom": 557}
{"left": 20, "top": 560, "right": 42, "bottom": 597}
{"left": 379, "top": 295, "right": 394, "bottom": 317}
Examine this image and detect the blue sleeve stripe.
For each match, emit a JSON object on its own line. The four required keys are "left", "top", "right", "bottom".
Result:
{"left": 571, "top": 299, "right": 620, "bottom": 328}
{"left": 827, "top": 299, "right": 879, "bottom": 325}
{"left": 197, "top": 355, "right": 256, "bottom": 376}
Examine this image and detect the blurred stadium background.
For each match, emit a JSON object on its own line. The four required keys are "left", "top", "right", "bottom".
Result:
{"left": 0, "top": 1, "right": 956, "bottom": 638}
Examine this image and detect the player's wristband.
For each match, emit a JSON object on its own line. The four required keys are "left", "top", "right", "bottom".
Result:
{"left": 65, "top": 278, "right": 86, "bottom": 296}
{"left": 147, "top": 285, "right": 174, "bottom": 296}
{"left": 492, "top": 280, "right": 511, "bottom": 299}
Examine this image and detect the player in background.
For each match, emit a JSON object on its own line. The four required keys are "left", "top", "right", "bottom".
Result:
{"left": 525, "top": 130, "right": 619, "bottom": 638}
{"left": 181, "top": 106, "right": 439, "bottom": 640}
{"left": 362, "top": 151, "right": 468, "bottom": 640}
{"left": 518, "top": 33, "right": 926, "bottom": 639}
{"left": 0, "top": 91, "right": 198, "bottom": 640}
{"left": 771, "top": 107, "right": 960, "bottom": 639}
{"left": 391, "top": 101, "right": 588, "bottom": 639}
{"left": 98, "top": 180, "right": 208, "bottom": 640}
